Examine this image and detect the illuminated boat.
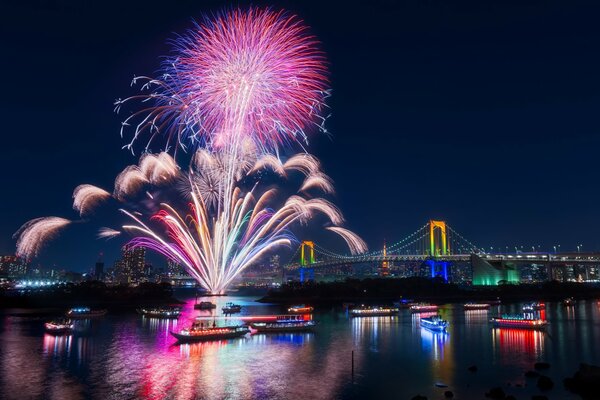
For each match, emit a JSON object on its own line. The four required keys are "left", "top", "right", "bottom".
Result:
{"left": 463, "top": 302, "right": 490, "bottom": 310}
{"left": 410, "top": 303, "right": 439, "bottom": 313}
{"left": 287, "top": 304, "right": 314, "bottom": 314}
{"left": 137, "top": 306, "right": 181, "bottom": 318}
{"left": 66, "top": 307, "right": 107, "bottom": 319}
{"left": 194, "top": 301, "right": 217, "bottom": 310}
{"left": 222, "top": 302, "right": 242, "bottom": 314}
{"left": 171, "top": 322, "right": 249, "bottom": 342}
{"left": 350, "top": 305, "right": 398, "bottom": 317}
{"left": 563, "top": 297, "right": 576, "bottom": 307}
{"left": 250, "top": 315, "right": 316, "bottom": 332}
{"left": 522, "top": 302, "right": 545, "bottom": 312}
{"left": 420, "top": 315, "right": 448, "bottom": 332}
{"left": 45, "top": 318, "right": 74, "bottom": 334}
{"left": 490, "top": 314, "right": 548, "bottom": 330}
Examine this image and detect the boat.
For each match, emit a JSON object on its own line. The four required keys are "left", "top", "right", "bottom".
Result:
{"left": 250, "top": 315, "right": 316, "bottom": 333}
{"left": 170, "top": 322, "right": 249, "bottom": 342}
{"left": 350, "top": 305, "right": 398, "bottom": 317}
{"left": 490, "top": 314, "right": 548, "bottom": 330}
{"left": 66, "top": 307, "right": 107, "bottom": 319}
{"left": 410, "top": 303, "right": 439, "bottom": 313}
{"left": 487, "top": 299, "right": 502, "bottom": 306}
{"left": 420, "top": 315, "right": 448, "bottom": 332}
{"left": 463, "top": 302, "right": 490, "bottom": 310}
{"left": 194, "top": 301, "right": 217, "bottom": 310}
{"left": 45, "top": 318, "right": 74, "bottom": 334}
{"left": 222, "top": 302, "right": 242, "bottom": 314}
{"left": 522, "top": 302, "right": 545, "bottom": 312}
{"left": 287, "top": 304, "right": 314, "bottom": 314}
{"left": 563, "top": 297, "right": 576, "bottom": 307}
{"left": 137, "top": 306, "right": 181, "bottom": 318}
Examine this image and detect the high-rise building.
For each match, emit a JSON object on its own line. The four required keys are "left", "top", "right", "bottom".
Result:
{"left": 269, "top": 255, "right": 280, "bottom": 273}
{"left": 115, "top": 245, "right": 146, "bottom": 284}
{"left": 0, "top": 255, "right": 27, "bottom": 278}
{"left": 95, "top": 254, "right": 105, "bottom": 281}
{"left": 167, "top": 260, "right": 187, "bottom": 277}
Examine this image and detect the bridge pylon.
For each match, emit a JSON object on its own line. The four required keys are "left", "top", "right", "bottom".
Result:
{"left": 300, "top": 241, "right": 315, "bottom": 283}
{"left": 429, "top": 220, "right": 448, "bottom": 256}
{"left": 428, "top": 220, "right": 449, "bottom": 280}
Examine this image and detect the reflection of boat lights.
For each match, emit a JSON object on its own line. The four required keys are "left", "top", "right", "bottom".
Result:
{"left": 420, "top": 328, "right": 448, "bottom": 361}
{"left": 492, "top": 328, "right": 544, "bottom": 357}
{"left": 43, "top": 333, "right": 72, "bottom": 356}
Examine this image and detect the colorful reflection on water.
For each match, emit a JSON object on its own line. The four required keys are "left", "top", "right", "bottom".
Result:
{"left": 2, "top": 296, "right": 600, "bottom": 399}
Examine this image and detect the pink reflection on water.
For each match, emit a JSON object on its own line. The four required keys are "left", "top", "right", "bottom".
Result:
{"left": 43, "top": 333, "right": 72, "bottom": 356}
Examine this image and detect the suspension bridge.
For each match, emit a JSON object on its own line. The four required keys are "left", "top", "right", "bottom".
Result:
{"left": 285, "top": 220, "right": 600, "bottom": 284}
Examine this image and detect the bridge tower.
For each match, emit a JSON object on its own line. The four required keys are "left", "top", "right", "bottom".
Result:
{"left": 381, "top": 240, "right": 389, "bottom": 276}
{"left": 299, "top": 241, "right": 315, "bottom": 282}
{"left": 428, "top": 220, "right": 449, "bottom": 281}
{"left": 429, "top": 220, "right": 448, "bottom": 256}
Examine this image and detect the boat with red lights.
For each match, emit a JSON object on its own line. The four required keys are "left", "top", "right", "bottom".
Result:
{"left": 490, "top": 314, "right": 548, "bottom": 330}
{"left": 171, "top": 322, "right": 250, "bottom": 342}
{"left": 463, "top": 302, "right": 490, "bottom": 310}
{"left": 287, "top": 304, "right": 314, "bottom": 314}
{"left": 45, "top": 318, "right": 74, "bottom": 334}
{"left": 410, "top": 303, "right": 439, "bottom": 313}
{"left": 66, "top": 307, "right": 107, "bottom": 319}
{"left": 350, "top": 305, "right": 398, "bottom": 317}
{"left": 250, "top": 315, "right": 316, "bottom": 332}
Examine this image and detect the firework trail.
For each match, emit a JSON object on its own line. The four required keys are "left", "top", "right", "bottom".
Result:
{"left": 98, "top": 227, "right": 121, "bottom": 239}
{"left": 73, "top": 185, "right": 111, "bottom": 216}
{"left": 14, "top": 217, "right": 72, "bottom": 259}
{"left": 113, "top": 152, "right": 180, "bottom": 200}
{"left": 326, "top": 227, "right": 368, "bottom": 256}
{"left": 116, "top": 8, "right": 328, "bottom": 153}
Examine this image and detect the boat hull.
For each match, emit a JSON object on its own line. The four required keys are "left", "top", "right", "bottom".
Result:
{"left": 66, "top": 310, "right": 107, "bottom": 319}
{"left": 410, "top": 308, "right": 438, "bottom": 314}
{"left": 250, "top": 323, "right": 316, "bottom": 333}
{"left": 170, "top": 329, "right": 248, "bottom": 342}
{"left": 137, "top": 310, "right": 180, "bottom": 319}
{"left": 351, "top": 311, "right": 397, "bottom": 317}
{"left": 421, "top": 324, "right": 447, "bottom": 332}
{"left": 491, "top": 319, "right": 548, "bottom": 330}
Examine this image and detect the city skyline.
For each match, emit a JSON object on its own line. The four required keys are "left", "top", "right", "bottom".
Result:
{"left": 2, "top": 0, "right": 600, "bottom": 272}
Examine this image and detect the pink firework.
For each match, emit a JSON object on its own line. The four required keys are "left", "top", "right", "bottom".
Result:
{"left": 116, "top": 8, "right": 329, "bottom": 152}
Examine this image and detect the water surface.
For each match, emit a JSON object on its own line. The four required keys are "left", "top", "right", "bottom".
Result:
{"left": 1, "top": 293, "right": 599, "bottom": 399}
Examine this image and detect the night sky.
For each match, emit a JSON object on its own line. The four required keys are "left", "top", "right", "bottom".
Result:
{"left": 2, "top": 0, "right": 600, "bottom": 272}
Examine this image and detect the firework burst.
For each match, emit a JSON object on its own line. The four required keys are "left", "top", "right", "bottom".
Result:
{"left": 116, "top": 7, "right": 328, "bottom": 153}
